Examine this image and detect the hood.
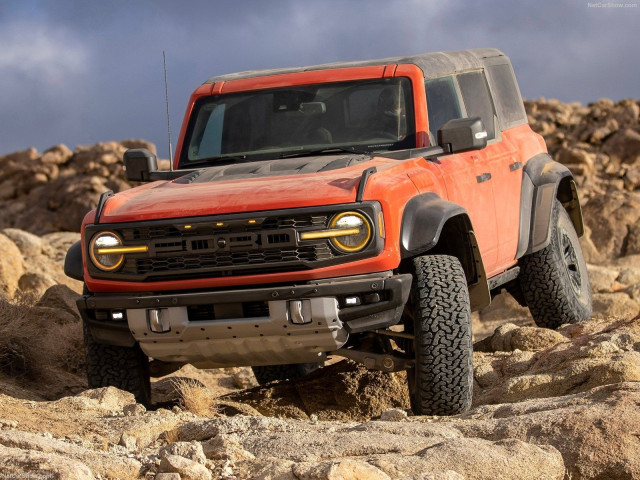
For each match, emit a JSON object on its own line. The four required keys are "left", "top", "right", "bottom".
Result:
{"left": 100, "top": 154, "right": 396, "bottom": 223}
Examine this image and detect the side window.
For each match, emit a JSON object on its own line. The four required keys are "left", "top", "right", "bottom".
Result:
{"left": 425, "top": 76, "right": 462, "bottom": 141}
{"left": 457, "top": 71, "right": 496, "bottom": 140}
{"left": 486, "top": 63, "right": 527, "bottom": 128}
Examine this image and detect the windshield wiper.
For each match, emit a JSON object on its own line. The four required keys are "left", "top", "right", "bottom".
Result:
{"left": 279, "top": 146, "right": 372, "bottom": 159}
{"left": 185, "top": 154, "right": 251, "bottom": 167}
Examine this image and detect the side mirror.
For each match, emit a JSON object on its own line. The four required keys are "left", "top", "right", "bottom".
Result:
{"left": 124, "top": 148, "right": 158, "bottom": 182}
{"left": 437, "top": 117, "right": 488, "bottom": 154}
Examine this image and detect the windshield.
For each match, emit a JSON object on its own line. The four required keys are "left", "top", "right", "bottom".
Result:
{"left": 180, "top": 77, "right": 415, "bottom": 167}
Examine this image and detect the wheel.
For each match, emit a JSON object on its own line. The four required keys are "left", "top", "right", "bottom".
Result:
{"left": 251, "top": 362, "right": 321, "bottom": 385}
{"left": 405, "top": 255, "right": 473, "bottom": 416}
{"left": 83, "top": 322, "right": 151, "bottom": 405}
{"left": 519, "top": 200, "right": 592, "bottom": 329}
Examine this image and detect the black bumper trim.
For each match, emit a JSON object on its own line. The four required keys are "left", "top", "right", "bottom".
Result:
{"left": 78, "top": 273, "right": 412, "bottom": 336}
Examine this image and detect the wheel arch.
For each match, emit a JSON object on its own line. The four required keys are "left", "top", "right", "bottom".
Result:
{"left": 399, "top": 193, "right": 490, "bottom": 310}
{"left": 516, "top": 153, "right": 585, "bottom": 258}
{"left": 64, "top": 240, "right": 84, "bottom": 281}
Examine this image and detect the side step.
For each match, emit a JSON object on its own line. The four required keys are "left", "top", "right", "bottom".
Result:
{"left": 487, "top": 266, "right": 520, "bottom": 291}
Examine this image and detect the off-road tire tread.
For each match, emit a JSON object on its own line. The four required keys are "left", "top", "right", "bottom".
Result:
{"left": 409, "top": 255, "right": 473, "bottom": 416}
{"left": 252, "top": 363, "right": 320, "bottom": 385}
{"left": 519, "top": 200, "right": 592, "bottom": 329}
{"left": 83, "top": 322, "right": 151, "bottom": 405}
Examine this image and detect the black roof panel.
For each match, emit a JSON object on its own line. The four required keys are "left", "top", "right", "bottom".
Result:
{"left": 204, "top": 48, "right": 507, "bottom": 84}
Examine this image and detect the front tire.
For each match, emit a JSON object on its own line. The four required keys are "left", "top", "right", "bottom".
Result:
{"left": 83, "top": 322, "right": 151, "bottom": 406}
{"left": 406, "top": 255, "right": 473, "bottom": 416}
{"left": 519, "top": 200, "right": 592, "bottom": 329}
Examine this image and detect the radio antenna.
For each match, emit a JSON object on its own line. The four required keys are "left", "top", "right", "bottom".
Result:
{"left": 163, "top": 50, "right": 174, "bottom": 170}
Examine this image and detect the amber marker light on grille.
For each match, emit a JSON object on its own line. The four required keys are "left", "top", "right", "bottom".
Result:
{"left": 183, "top": 225, "right": 192, "bottom": 229}
{"left": 300, "top": 211, "right": 373, "bottom": 253}
{"left": 248, "top": 219, "right": 257, "bottom": 224}
{"left": 300, "top": 228, "right": 361, "bottom": 240}
{"left": 96, "top": 245, "right": 149, "bottom": 254}
{"left": 216, "top": 222, "right": 224, "bottom": 227}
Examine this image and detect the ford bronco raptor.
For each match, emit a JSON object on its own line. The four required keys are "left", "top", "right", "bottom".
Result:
{"left": 65, "top": 48, "right": 592, "bottom": 415}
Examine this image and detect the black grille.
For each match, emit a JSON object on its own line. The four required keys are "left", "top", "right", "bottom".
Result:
{"left": 243, "top": 301, "right": 270, "bottom": 317}
{"left": 113, "top": 213, "right": 336, "bottom": 280}
{"left": 128, "top": 244, "right": 333, "bottom": 275}
{"left": 122, "top": 214, "right": 328, "bottom": 241}
{"left": 86, "top": 202, "right": 382, "bottom": 282}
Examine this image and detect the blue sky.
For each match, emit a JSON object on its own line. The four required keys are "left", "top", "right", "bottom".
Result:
{"left": 1, "top": 0, "right": 638, "bottom": 159}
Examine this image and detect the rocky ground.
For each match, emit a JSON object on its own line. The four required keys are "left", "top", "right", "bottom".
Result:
{"left": 0, "top": 98, "right": 639, "bottom": 479}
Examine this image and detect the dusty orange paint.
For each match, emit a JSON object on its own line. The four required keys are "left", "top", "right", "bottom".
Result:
{"left": 85, "top": 64, "right": 547, "bottom": 293}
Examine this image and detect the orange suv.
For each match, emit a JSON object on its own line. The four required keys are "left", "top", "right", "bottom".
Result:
{"left": 65, "top": 48, "right": 592, "bottom": 415}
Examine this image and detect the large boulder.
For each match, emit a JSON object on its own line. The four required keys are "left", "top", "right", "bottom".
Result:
{"left": 456, "top": 383, "right": 640, "bottom": 480}
{"left": 473, "top": 318, "right": 640, "bottom": 405}
{"left": 603, "top": 127, "right": 640, "bottom": 164}
{"left": 581, "top": 192, "right": 640, "bottom": 261}
{"left": 0, "top": 445, "right": 93, "bottom": 480}
{"left": 0, "top": 233, "right": 26, "bottom": 298}
{"left": 0, "top": 140, "right": 158, "bottom": 235}
{"left": 1, "top": 228, "right": 43, "bottom": 257}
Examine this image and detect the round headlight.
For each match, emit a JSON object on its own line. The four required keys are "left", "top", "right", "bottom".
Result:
{"left": 329, "top": 212, "right": 372, "bottom": 253}
{"left": 90, "top": 232, "right": 124, "bottom": 271}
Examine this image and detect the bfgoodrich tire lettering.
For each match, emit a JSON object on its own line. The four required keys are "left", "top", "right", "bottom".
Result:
{"left": 519, "top": 199, "right": 592, "bottom": 329}
{"left": 83, "top": 322, "right": 151, "bottom": 405}
{"left": 406, "top": 255, "right": 473, "bottom": 416}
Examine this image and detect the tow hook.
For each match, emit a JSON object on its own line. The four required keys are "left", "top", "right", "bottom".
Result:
{"left": 148, "top": 308, "right": 171, "bottom": 333}
{"left": 288, "top": 300, "right": 312, "bottom": 324}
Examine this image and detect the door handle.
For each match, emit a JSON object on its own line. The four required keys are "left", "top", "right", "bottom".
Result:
{"left": 476, "top": 173, "right": 492, "bottom": 183}
{"left": 509, "top": 162, "right": 523, "bottom": 171}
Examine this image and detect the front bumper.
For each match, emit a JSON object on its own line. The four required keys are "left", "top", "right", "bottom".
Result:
{"left": 78, "top": 272, "right": 412, "bottom": 367}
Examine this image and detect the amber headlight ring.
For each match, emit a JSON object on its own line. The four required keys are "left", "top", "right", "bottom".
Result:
{"left": 89, "top": 231, "right": 125, "bottom": 272}
{"left": 328, "top": 211, "right": 373, "bottom": 253}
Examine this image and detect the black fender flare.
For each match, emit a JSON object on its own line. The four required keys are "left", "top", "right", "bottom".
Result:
{"left": 400, "top": 193, "right": 467, "bottom": 257}
{"left": 516, "top": 153, "right": 585, "bottom": 258}
{"left": 64, "top": 240, "right": 84, "bottom": 281}
{"left": 400, "top": 193, "right": 490, "bottom": 310}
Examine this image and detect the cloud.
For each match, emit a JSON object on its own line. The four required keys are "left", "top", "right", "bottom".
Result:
{"left": 0, "top": 20, "right": 88, "bottom": 87}
{"left": 0, "top": 19, "right": 91, "bottom": 154}
{"left": 0, "top": 0, "right": 637, "bottom": 158}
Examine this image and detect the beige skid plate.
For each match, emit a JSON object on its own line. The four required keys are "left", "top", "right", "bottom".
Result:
{"left": 127, "top": 297, "right": 348, "bottom": 367}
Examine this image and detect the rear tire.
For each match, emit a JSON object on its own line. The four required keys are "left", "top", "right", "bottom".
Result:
{"left": 83, "top": 322, "right": 151, "bottom": 406}
{"left": 406, "top": 255, "right": 473, "bottom": 416}
{"left": 519, "top": 200, "right": 592, "bottom": 329}
{"left": 252, "top": 362, "right": 321, "bottom": 385}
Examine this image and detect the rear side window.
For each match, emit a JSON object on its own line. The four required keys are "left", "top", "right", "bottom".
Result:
{"left": 457, "top": 71, "right": 496, "bottom": 140}
{"left": 486, "top": 63, "right": 526, "bottom": 128}
{"left": 425, "top": 76, "right": 462, "bottom": 140}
